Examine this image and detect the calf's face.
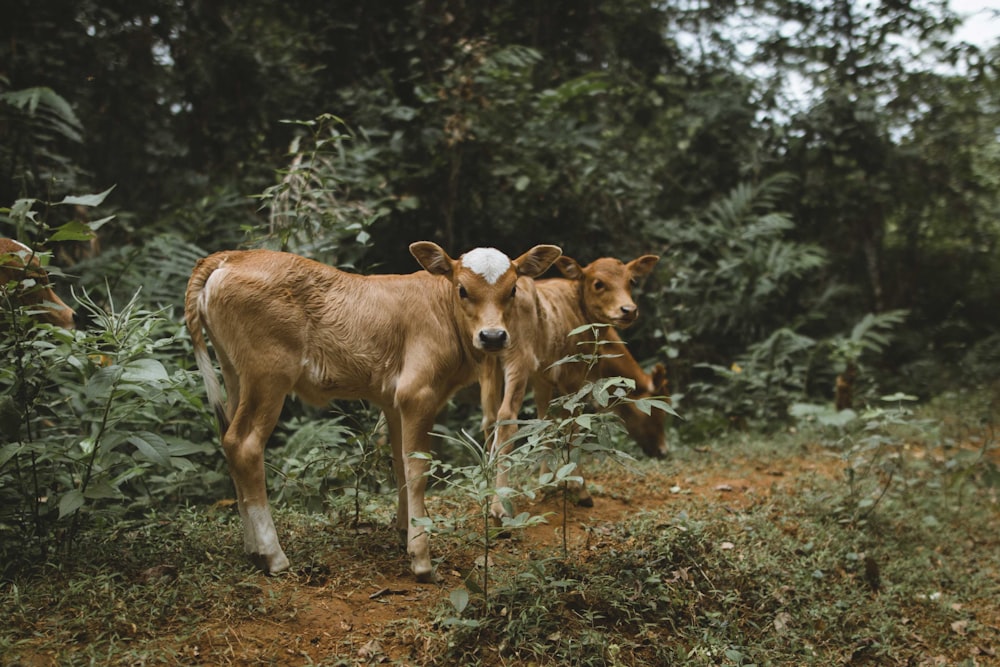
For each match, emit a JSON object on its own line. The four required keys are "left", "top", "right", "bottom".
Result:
{"left": 410, "top": 242, "right": 562, "bottom": 353}
{"left": 557, "top": 254, "right": 659, "bottom": 328}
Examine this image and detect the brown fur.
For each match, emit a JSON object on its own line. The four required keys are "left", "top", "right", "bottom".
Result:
{"left": 0, "top": 238, "right": 76, "bottom": 330}
{"left": 483, "top": 254, "right": 659, "bottom": 515}
{"left": 184, "top": 242, "right": 560, "bottom": 580}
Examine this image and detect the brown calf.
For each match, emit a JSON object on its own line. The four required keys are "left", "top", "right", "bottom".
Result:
{"left": 484, "top": 253, "right": 659, "bottom": 516}
{"left": 184, "top": 242, "right": 561, "bottom": 580}
{"left": 0, "top": 238, "right": 77, "bottom": 330}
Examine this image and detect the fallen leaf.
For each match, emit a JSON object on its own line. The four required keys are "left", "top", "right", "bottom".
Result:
{"left": 358, "top": 639, "right": 384, "bottom": 661}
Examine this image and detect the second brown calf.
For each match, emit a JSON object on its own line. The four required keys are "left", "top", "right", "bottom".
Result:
{"left": 483, "top": 253, "right": 660, "bottom": 517}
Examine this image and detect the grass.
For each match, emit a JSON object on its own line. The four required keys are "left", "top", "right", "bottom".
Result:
{"left": 1, "top": 385, "right": 998, "bottom": 666}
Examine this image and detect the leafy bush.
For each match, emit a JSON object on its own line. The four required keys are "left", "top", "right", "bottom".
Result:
{"left": 0, "top": 288, "right": 218, "bottom": 570}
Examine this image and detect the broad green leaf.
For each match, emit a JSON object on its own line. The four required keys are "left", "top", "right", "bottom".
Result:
{"left": 48, "top": 220, "right": 96, "bottom": 242}
{"left": 449, "top": 588, "right": 469, "bottom": 614}
{"left": 58, "top": 489, "right": 85, "bottom": 518}
{"left": 86, "top": 365, "right": 124, "bottom": 400}
{"left": 83, "top": 481, "right": 123, "bottom": 499}
{"left": 129, "top": 431, "right": 172, "bottom": 466}
{"left": 555, "top": 462, "right": 577, "bottom": 480}
{"left": 0, "top": 442, "right": 23, "bottom": 469}
{"left": 122, "top": 358, "right": 169, "bottom": 383}
{"left": 58, "top": 185, "right": 116, "bottom": 208}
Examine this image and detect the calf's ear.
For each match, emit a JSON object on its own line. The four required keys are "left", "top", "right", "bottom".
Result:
{"left": 628, "top": 255, "right": 660, "bottom": 279}
{"left": 554, "top": 256, "right": 583, "bottom": 280}
{"left": 513, "top": 245, "right": 562, "bottom": 278}
{"left": 410, "top": 241, "right": 454, "bottom": 276}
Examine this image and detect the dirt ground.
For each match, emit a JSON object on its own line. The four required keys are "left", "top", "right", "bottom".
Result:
{"left": 178, "top": 449, "right": 855, "bottom": 665}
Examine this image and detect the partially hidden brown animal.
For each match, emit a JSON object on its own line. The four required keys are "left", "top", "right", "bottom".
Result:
{"left": 482, "top": 253, "right": 661, "bottom": 517}
{"left": 0, "top": 238, "right": 77, "bottom": 329}
{"left": 184, "top": 242, "right": 561, "bottom": 581}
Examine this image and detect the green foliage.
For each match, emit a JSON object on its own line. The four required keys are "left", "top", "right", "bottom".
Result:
{"left": 698, "top": 327, "right": 819, "bottom": 426}
{"left": 0, "top": 385, "right": 996, "bottom": 665}
{"left": 0, "top": 85, "right": 87, "bottom": 200}
{"left": 269, "top": 410, "right": 394, "bottom": 529}
{"left": 254, "top": 114, "right": 389, "bottom": 269}
{"left": 691, "top": 308, "right": 910, "bottom": 434}
{"left": 650, "top": 174, "right": 828, "bottom": 352}
{"left": 431, "top": 390, "right": 999, "bottom": 666}
{"left": 0, "top": 195, "right": 217, "bottom": 565}
{"left": 420, "top": 429, "right": 550, "bottom": 610}
{"left": 0, "top": 287, "right": 217, "bottom": 567}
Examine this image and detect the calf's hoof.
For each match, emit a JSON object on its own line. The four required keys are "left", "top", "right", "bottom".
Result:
{"left": 414, "top": 566, "right": 441, "bottom": 584}
{"left": 249, "top": 550, "right": 290, "bottom": 575}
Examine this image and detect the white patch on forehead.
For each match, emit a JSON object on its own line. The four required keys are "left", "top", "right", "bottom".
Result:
{"left": 460, "top": 247, "right": 511, "bottom": 284}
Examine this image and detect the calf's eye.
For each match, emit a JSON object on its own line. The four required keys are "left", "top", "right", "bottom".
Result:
{"left": 459, "top": 285, "right": 469, "bottom": 299}
{"left": 510, "top": 285, "right": 517, "bottom": 298}
{"left": 593, "top": 280, "right": 605, "bottom": 291}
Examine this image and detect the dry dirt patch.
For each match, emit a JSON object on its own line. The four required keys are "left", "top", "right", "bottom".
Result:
{"left": 190, "top": 449, "right": 846, "bottom": 665}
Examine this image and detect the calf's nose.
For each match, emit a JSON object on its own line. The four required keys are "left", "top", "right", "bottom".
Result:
{"left": 478, "top": 328, "right": 509, "bottom": 351}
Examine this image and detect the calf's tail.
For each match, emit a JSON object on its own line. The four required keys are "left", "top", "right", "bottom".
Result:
{"left": 184, "top": 255, "right": 231, "bottom": 436}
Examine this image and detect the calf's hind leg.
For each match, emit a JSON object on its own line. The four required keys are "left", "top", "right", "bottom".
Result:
{"left": 222, "top": 385, "right": 290, "bottom": 574}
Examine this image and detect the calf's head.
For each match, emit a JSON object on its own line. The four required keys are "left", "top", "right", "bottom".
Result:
{"left": 619, "top": 363, "right": 671, "bottom": 458}
{"left": 411, "top": 242, "right": 562, "bottom": 352}
{"left": 556, "top": 254, "right": 659, "bottom": 328}
{"left": 0, "top": 239, "right": 77, "bottom": 330}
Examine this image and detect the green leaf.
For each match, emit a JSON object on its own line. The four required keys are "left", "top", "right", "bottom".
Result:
{"left": 167, "top": 441, "right": 216, "bottom": 456}
{"left": 121, "top": 358, "right": 169, "bottom": 383}
{"left": 86, "top": 365, "right": 124, "bottom": 401}
{"left": 48, "top": 219, "right": 97, "bottom": 242}
{"left": 58, "top": 489, "right": 85, "bottom": 518}
{"left": 83, "top": 481, "right": 124, "bottom": 500}
{"left": 129, "top": 431, "right": 172, "bottom": 466}
{"left": 58, "top": 185, "right": 116, "bottom": 208}
{"left": 449, "top": 588, "right": 469, "bottom": 614}
{"left": 555, "top": 462, "right": 577, "bottom": 480}
{"left": 0, "top": 442, "right": 23, "bottom": 469}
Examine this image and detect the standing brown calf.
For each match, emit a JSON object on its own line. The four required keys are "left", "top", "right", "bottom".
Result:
{"left": 0, "top": 238, "right": 77, "bottom": 330}
{"left": 483, "top": 253, "right": 659, "bottom": 516}
{"left": 184, "top": 242, "right": 561, "bottom": 580}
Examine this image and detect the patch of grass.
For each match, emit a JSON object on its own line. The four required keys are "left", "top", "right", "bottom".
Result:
{"left": 425, "top": 479, "right": 998, "bottom": 665}
{"left": 421, "top": 389, "right": 1000, "bottom": 666}
{"left": 0, "top": 505, "right": 304, "bottom": 666}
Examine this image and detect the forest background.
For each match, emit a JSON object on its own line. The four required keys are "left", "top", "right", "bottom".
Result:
{"left": 1, "top": 0, "right": 999, "bottom": 561}
{"left": 2, "top": 2, "right": 1000, "bottom": 664}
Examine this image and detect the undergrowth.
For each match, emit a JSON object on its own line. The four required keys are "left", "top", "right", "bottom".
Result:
{"left": 0, "top": 385, "right": 997, "bottom": 666}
